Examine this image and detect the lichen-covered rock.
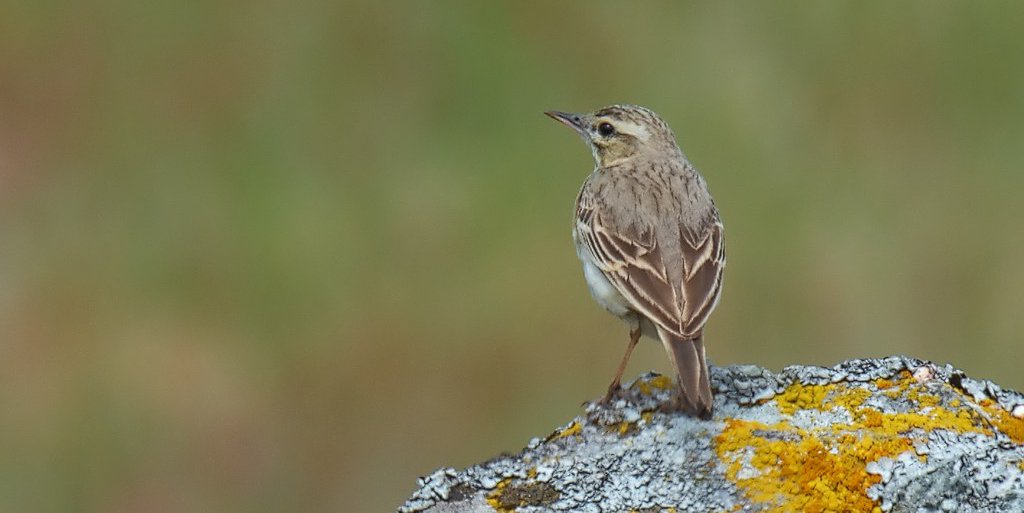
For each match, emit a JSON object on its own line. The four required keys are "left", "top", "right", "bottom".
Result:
{"left": 398, "top": 357, "right": 1024, "bottom": 513}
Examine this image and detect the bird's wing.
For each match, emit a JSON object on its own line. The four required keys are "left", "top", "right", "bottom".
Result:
{"left": 576, "top": 199, "right": 725, "bottom": 338}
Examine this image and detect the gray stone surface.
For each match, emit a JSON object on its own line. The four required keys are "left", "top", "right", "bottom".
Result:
{"left": 398, "top": 357, "right": 1024, "bottom": 513}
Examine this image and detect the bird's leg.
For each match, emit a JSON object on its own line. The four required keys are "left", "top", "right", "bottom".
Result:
{"left": 602, "top": 326, "right": 642, "bottom": 403}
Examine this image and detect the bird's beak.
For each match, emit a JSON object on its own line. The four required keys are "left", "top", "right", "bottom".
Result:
{"left": 544, "top": 110, "right": 589, "bottom": 137}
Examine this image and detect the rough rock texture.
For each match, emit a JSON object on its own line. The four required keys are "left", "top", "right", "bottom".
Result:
{"left": 398, "top": 357, "right": 1024, "bottom": 513}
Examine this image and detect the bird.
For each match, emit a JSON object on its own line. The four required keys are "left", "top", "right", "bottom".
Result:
{"left": 545, "top": 104, "right": 725, "bottom": 419}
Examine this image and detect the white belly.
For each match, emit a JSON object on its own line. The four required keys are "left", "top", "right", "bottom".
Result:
{"left": 575, "top": 233, "right": 660, "bottom": 340}
{"left": 581, "top": 257, "right": 632, "bottom": 317}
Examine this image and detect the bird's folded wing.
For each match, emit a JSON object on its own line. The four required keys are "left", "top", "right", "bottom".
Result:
{"left": 576, "top": 206, "right": 725, "bottom": 338}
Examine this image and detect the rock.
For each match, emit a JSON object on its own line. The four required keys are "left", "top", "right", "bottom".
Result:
{"left": 398, "top": 356, "right": 1024, "bottom": 513}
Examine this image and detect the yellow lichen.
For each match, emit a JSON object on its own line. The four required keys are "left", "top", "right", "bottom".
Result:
{"left": 717, "top": 418, "right": 897, "bottom": 512}
{"left": 606, "top": 406, "right": 656, "bottom": 438}
{"left": 633, "top": 375, "right": 674, "bottom": 395}
{"left": 774, "top": 383, "right": 829, "bottom": 414}
{"left": 486, "top": 478, "right": 512, "bottom": 512}
{"left": 981, "top": 402, "right": 1024, "bottom": 444}
{"left": 485, "top": 478, "right": 559, "bottom": 512}
{"left": 553, "top": 420, "right": 582, "bottom": 439}
{"left": 717, "top": 375, "right": 997, "bottom": 513}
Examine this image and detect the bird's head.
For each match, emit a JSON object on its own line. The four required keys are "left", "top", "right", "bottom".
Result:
{"left": 545, "top": 104, "right": 682, "bottom": 167}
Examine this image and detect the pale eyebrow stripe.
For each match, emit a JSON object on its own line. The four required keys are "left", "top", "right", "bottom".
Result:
{"left": 610, "top": 119, "right": 650, "bottom": 140}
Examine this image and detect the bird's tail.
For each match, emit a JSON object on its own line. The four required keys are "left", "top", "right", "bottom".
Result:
{"left": 657, "top": 328, "right": 713, "bottom": 419}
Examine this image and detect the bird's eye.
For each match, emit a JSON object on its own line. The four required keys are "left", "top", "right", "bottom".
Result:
{"left": 597, "top": 122, "right": 615, "bottom": 136}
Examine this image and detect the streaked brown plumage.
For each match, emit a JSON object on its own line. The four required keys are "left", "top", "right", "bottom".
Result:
{"left": 545, "top": 104, "right": 725, "bottom": 419}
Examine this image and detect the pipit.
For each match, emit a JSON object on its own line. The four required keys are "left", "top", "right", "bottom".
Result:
{"left": 545, "top": 104, "right": 725, "bottom": 419}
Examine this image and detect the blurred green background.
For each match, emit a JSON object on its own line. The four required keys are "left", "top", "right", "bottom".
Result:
{"left": 2, "top": 1, "right": 1023, "bottom": 512}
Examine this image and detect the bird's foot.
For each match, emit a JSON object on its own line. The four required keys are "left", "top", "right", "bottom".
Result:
{"left": 656, "top": 392, "right": 713, "bottom": 419}
{"left": 599, "top": 381, "right": 625, "bottom": 406}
